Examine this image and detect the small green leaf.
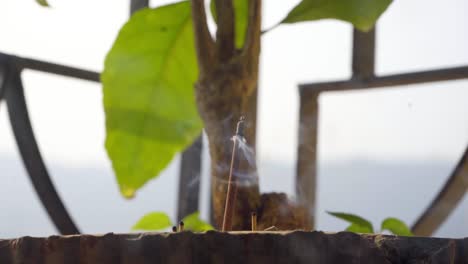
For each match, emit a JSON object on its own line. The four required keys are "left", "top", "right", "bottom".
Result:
{"left": 36, "top": 0, "right": 49, "bottom": 7}
{"left": 102, "top": 1, "right": 202, "bottom": 198}
{"left": 381, "top": 217, "right": 413, "bottom": 236}
{"left": 327, "top": 211, "right": 374, "bottom": 233}
{"left": 281, "top": 0, "right": 392, "bottom": 32}
{"left": 346, "top": 223, "right": 373, "bottom": 233}
{"left": 132, "top": 212, "right": 172, "bottom": 231}
{"left": 182, "top": 212, "right": 214, "bottom": 232}
{"left": 210, "top": 0, "right": 249, "bottom": 48}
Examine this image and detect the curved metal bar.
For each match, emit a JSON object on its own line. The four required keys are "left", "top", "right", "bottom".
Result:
{"left": 4, "top": 63, "right": 80, "bottom": 235}
{"left": 411, "top": 147, "right": 468, "bottom": 236}
{"left": 13, "top": 56, "right": 100, "bottom": 83}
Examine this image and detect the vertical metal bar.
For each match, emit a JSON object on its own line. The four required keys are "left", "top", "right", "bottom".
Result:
{"left": 296, "top": 90, "right": 320, "bottom": 229}
{"left": 130, "top": 0, "right": 149, "bottom": 15}
{"left": 0, "top": 55, "right": 10, "bottom": 112}
{"left": 177, "top": 136, "right": 203, "bottom": 220}
{"left": 352, "top": 28, "right": 375, "bottom": 79}
{"left": 5, "top": 65, "right": 80, "bottom": 235}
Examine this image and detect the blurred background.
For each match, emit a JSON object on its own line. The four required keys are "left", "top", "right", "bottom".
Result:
{"left": 0, "top": 0, "right": 467, "bottom": 239}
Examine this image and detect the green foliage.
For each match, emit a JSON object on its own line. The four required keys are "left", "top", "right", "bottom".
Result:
{"left": 346, "top": 223, "right": 373, "bottom": 233}
{"left": 281, "top": 0, "right": 392, "bottom": 32}
{"left": 35, "top": 0, "right": 49, "bottom": 7}
{"left": 101, "top": 0, "right": 392, "bottom": 199}
{"left": 132, "top": 212, "right": 172, "bottom": 231}
{"left": 210, "top": 0, "right": 249, "bottom": 48}
{"left": 132, "top": 211, "right": 213, "bottom": 232}
{"left": 182, "top": 212, "right": 215, "bottom": 231}
{"left": 102, "top": 1, "right": 202, "bottom": 198}
{"left": 328, "top": 211, "right": 413, "bottom": 236}
{"left": 381, "top": 217, "right": 413, "bottom": 236}
{"left": 327, "top": 211, "right": 374, "bottom": 233}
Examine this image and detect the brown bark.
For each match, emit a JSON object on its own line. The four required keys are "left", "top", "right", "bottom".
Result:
{"left": 190, "top": 0, "right": 262, "bottom": 230}
{"left": 190, "top": 0, "right": 308, "bottom": 230}
{"left": 195, "top": 58, "right": 259, "bottom": 229}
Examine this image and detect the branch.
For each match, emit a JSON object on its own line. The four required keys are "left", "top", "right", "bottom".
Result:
{"left": 190, "top": 0, "right": 215, "bottom": 77}
{"left": 214, "top": 0, "right": 235, "bottom": 62}
{"left": 242, "top": 0, "right": 261, "bottom": 72}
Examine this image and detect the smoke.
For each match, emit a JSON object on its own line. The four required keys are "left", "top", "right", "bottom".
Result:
{"left": 213, "top": 164, "right": 259, "bottom": 188}
{"left": 212, "top": 135, "right": 259, "bottom": 187}
{"left": 186, "top": 173, "right": 200, "bottom": 190}
{"left": 232, "top": 135, "right": 256, "bottom": 168}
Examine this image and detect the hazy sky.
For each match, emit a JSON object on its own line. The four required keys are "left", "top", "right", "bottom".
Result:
{"left": 0, "top": 0, "right": 467, "bottom": 166}
{"left": 0, "top": 0, "right": 466, "bottom": 237}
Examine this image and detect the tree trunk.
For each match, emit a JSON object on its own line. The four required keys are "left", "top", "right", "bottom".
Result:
{"left": 196, "top": 60, "right": 260, "bottom": 229}
{"left": 190, "top": 0, "right": 309, "bottom": 230}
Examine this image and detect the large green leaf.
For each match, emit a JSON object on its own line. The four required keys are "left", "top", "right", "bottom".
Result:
{"left": 102, "top": 1, "right": 202, "bottom": 198}
{"left": 132, "top": 212, "right": 172, "bottom": 231}
{"left": 210, "top": 0, "right": 249, "bottom": 48}
{"left": 36, "top": 0, "right": 49, "bottom": 7}
{"left": 327, "top": 211, "right": 374, "bottom": 233}
{"left": 281, "top": 0, "right": 392, "bottom": 32}
{"left": 381, "top": 217, "right": 413, "bottom": 236}
{"left": 182, "top": 212, "right": 214, "bottom": 232}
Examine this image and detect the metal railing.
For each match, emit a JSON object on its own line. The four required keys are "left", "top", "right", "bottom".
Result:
{"left": 0, "top": 0, "right": 203, "bottom": 235}
{"left": 296, "top": 28, "right": 468, "bottom": 236}
{"left": 1, "top": 2, "right": 466, "bottom": 236}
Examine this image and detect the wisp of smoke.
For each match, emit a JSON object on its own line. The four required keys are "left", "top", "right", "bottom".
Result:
{"left": 232, "top": 135, "right": 256, "bottom": 167}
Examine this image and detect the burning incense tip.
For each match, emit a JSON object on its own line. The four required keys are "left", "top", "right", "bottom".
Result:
{"left": 236, "top": 116, "right": 245, "bottom": 137}
{"left": 172, "top": 226, "right": 177, "bottom": 232}
{"left": 178, "top": 221, "right": 184, "bottom": 232}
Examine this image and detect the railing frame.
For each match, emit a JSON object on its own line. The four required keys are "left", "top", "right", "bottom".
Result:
{"left": 296, "top": 27, "right": 468, "bottom": 235}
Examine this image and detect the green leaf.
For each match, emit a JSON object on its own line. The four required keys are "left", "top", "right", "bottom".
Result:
{"left": 36, "top": 0, "right": 49, "bottom": 7}
{"left": 381, "top": 217, "right": 413, "bottom": 236}
{"left": 346, "top": 223, "right": 373, "bottom": 233}
{"left": 281, "top": 0, "right": 392, "bottom": 32}
{"left": 182, "top": 212, "right": 214, "bottom": 232}
{"left": 210, "top": 0, "right": 249, "bottom": 48}
{"left": 327, "top": 211, "right": 374, "bottom": 233}
{"left": 132, "top": 212, "right": 172, "bottom": 231}
{"left": 102, "top": 1, "right": 202, "bottom": 198}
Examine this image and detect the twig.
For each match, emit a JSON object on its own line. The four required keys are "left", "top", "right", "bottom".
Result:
{"left": 190, "top": 0, "right": 215, "bottom": 77}
{"left": 242, "top": 0, "right": 261, "bottom": 70}
{"left": 214, "top": 0, "right": 235, "bottom": 62}
{"left": 264, "top": 226, "right": 278, "bottom": 231}
{"left": 222, "top": 116, "right": 245, "bottom": 231}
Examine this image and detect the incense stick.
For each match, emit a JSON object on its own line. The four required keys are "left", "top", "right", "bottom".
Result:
{"left": 222, "top": 116, "right": 245, "bottom": 231}
{"left": 251, "top": 212, "right": 257, "bottom": 231}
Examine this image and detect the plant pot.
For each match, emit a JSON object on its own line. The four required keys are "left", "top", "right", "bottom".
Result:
{"left": 0, "top": 231, "right": 465, "bottom": 263}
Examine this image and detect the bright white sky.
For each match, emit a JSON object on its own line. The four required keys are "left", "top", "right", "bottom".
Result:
{"left": 1, "top": 0, "right": 467, "bottom": 166}
{"left": 0, "top": 0, "right": 467, "bottom": 237}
